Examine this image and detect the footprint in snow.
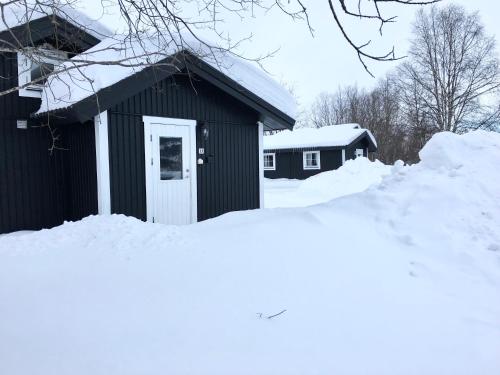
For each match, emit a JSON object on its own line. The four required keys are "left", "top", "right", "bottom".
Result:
{"left": 487, "top": 243, "right": 499, "bottom": 252}
{"left": 397, "top": 234, "right": 415, "bottom": 246}
{"left": 409, "top": 261, "right": 431, "bottom": 279}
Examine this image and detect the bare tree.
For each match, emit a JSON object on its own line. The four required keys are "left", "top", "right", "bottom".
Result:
{"left": 310, "top": 92, "right": 342, "bottom": 128}
{"left": 325, "top": 0, "right": 440, "bottom": 76}
{"left": 307, "top": 75, "right": 434, "bottom": 164}
{"left": 309, "top": 85, "right": 369, "bottom": 128}
{"left": 0, "top": 0, "right": 441, "bottom": 151}
{"left": 398, "top": 4, "right": 500, "bottom": 133}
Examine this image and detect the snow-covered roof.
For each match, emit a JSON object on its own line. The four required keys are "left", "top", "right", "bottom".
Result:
{"left": 264, "top": 124, "right": 377, "bottom": 150}
{"left": 36, "top": 34, "right": 297, "bottom": 120}
{"left": 0, "top": 2, "right": 112, "bottom": 40}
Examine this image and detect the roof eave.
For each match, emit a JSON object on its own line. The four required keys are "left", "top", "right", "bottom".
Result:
{"left": 0, "top": 15, "right": 103, "bottom": 51}
{"left": 33, "top": 51, "right": 296, "bottom": 130}
{"left": 183, "top": 52, "right": 295, "bottom": 130}
{"left": 32, "top": 58, "right": 182, "bottom": 122}
{"left": 264, "top": 130, "right": 378, "bottom": 152}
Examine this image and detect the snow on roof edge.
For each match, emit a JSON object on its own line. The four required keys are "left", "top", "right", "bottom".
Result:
{"left": 35, "top": 34, "right": 297, "bottom": 121}
{"left": 0, "top": 2, "right": 113, "bottom": 40}
{"left": 264, "top": 124, "right": 377, "bottom": 150}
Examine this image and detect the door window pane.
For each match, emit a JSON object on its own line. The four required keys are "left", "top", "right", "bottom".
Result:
{"left": 159, "top": 137, "right": 182, "bottom": 180}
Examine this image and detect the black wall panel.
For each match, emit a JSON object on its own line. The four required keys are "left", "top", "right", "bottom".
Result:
{"left": 0, "top": 53, "right": 98, "bottom": 234}
{"left": 61, "top": 121, "right": 98, "bottom": 221}
{"left": 107, "top": 74, "right": 260, "bottom": 222}
{"left": 107, "top": 111, "right": 147, "bottom": 220}
{"left": 0, "top": 53, "right": 66, "bottom": 233}
{"left": 264, "top": 149, "right": 344, "bottom": 180}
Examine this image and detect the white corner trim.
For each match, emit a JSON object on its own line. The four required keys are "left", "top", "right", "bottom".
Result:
{"left": 258, "top": 121, "right": 264, "bottom": 208}
{"left": 189, "top": 121, "right": 198, "bottom": 223}
{"left": 342, "top": 149, "right": 346, "bottom": 165}
{"left": 143, "top": 119, "right": 153, "bottom": 223}
{"left": 143, "top": 116, "right": 198, "bottom": 224}
{"left": 94, "top": 111, "right": 111, "bottom": 215}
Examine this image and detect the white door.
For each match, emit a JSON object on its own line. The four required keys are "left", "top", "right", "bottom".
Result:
{"left": 144, "top": 117, "right": 197, "bottom": 225}
{"left": 355, "top": 148, "right": 364, "bottom": 158}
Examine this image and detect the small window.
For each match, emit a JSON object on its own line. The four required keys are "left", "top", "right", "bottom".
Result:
{"left": 18, "top": 49, "right": 67, "bottom": 98}
{"left": 264, "top": 153, "right": 276, "bottom": 171}
{"left": 159, "top": 137, "right": 183, "bottom": 180}
{"left": 303, "top": 151, "right": 320, "bottom": 170}
{"left": 355, "top": 149, "right": 364, "bottom": 158}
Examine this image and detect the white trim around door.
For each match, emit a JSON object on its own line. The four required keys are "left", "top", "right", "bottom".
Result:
{"left": 94, "top": 111, "right": 111, "bottom": 215}
{"left": 143, "top": 116, "right": 198, "bottom": 225}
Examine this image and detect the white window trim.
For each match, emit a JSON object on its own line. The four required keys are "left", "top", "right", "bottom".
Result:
{"left": 17, "top": 49, "right": 66, "bottom": 98}
{"left": 355, "top": 148, "right": 364, "bottom": 158}
{"left": 143, "top": 116, "right": 198, "bottom": 224}
{"left": 303, "top": 151, "right": 321, "bottom": 170}
{"left": 263, "top": 152, "right": 276, "bottom": 171}
{"left": 94, "top": 111, "right": 111, "bottom": 215}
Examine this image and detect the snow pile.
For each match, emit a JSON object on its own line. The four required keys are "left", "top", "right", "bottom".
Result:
{"left": 1, "top": 131, "right": 500, "bottom": 374}
{"left": 265, "top": 157, "right": 391, "bottom": 208}
{"left": 264, "top": 123, "right": 376, "bottom": 150}
{"left": 0, "top": 1, "right": 112, "bottom": 39}
{"left": 36, "top": 34, "right": 297, "bottom": 119}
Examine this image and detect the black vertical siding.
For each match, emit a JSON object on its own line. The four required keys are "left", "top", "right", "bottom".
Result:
{"left": 264, "top": 148, "right": 344, "bottom": 180}
{"left": 0, "top": 53, "right": 98, "bottom": 234}
{"left": 61, "top": 121, "right": 98, "bottom": 221}
{"left": 196, "top": 120, "right": 259, "bottom": 220}
{"left": 108, "top": 111, "right": 147, "bottom": 220}
{"left": 0, "top": 53, "right": 67, "bottom": 233}
{"left": 107, "top": 74, "right": 260, "bottom": 222}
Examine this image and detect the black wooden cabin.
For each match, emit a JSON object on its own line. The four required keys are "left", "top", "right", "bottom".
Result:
{"left": 264, "top": 124, "right": 377, "bottom": 180}
{"left": 0, "top": 11, "right": 295, "bottom": 234}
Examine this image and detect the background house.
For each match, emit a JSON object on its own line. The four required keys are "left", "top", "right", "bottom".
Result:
{"left": 263, "top": 124, "right": 377, "bottom": 179}
{"left": 0, "top": 6, "right": 296, "bottom": 234}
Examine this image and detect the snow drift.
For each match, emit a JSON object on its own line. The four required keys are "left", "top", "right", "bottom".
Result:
{"left": 0, "top": 131, "right": 499, "bottom": 375}
{"left": 265, "top": 157, "right": 391, "bottom": 208}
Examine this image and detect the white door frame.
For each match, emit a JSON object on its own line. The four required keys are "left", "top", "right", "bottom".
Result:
{"left": 143, "top": 116, "right": 198, "bottom": 224}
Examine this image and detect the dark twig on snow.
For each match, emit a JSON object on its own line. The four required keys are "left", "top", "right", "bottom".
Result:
{"left": 257, "top": 309, "right": 287, "bottom": 319}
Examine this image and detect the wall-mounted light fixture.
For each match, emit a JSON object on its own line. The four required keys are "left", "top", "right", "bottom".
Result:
{"left": 201, "top": 122, "right": 209, "bottom": 140}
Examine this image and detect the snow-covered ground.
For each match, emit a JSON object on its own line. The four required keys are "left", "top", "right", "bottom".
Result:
{"left": 1, "top": 131, "right": 500, "bottom": 374}
{"left": 264, "top": 157, "right": 391, "bottom": 208}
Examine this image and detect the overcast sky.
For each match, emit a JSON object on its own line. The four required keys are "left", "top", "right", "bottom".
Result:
{"left": 84, "top": 0, "right": 499, "bottom": 112}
